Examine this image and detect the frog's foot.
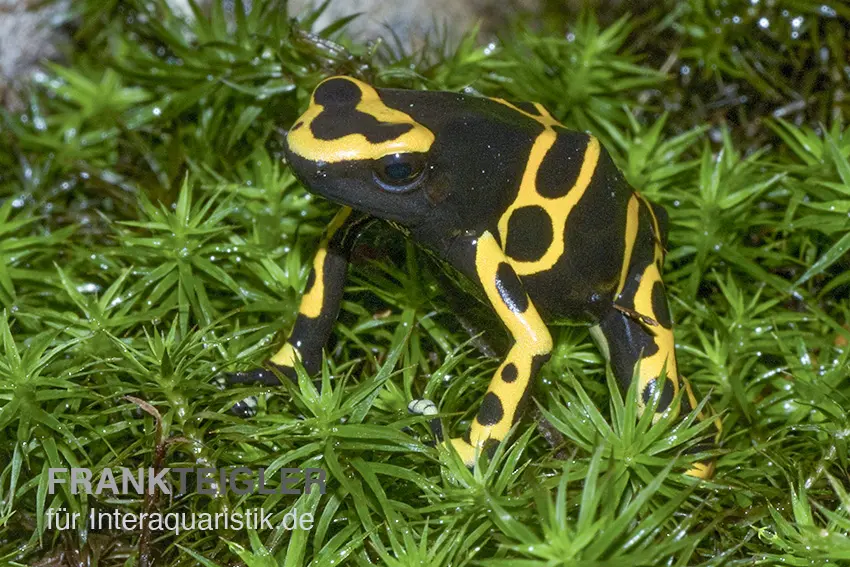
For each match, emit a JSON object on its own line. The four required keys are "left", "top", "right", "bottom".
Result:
{"left": 440, "top": 436, "right": 502, "bottom": 468}
{"left": 407, "top": 399, "right": 443, "bottom": 446}
{"left": 446, "top": 437, "right": 479, "bottom": 468}
{"left": 677, "top": 376, "right": 721, "bottom": 479}
{"left": 685, "top": 461, "right": 715, "bottom": 479}
{"left": 682, "top": 438, "right": 717, "bottom": 479}
{"left": 215, "top": 362, "right": 296, "bottom": 417}
{"left": 408, "top": 399, "right": 502, "bottom": 468}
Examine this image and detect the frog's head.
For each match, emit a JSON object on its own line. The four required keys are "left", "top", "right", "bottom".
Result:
{"left": 284, "top": 76, "right": 438, "bottom": 224}
{"left": 284, "top": 76, "right": 538, "bottom": 229}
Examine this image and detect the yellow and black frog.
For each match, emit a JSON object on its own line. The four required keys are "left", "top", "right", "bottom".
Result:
{"left": 225, "top": 76, "right": 721, "bottom": 478}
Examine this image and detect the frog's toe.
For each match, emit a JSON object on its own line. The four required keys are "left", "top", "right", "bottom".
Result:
{"left": 408, "top": 398, "right": 438, "bottom": 416}
{"left": 231, "top": 395, "right": 259, "bottom": 417}
{"left": 216, "top": 363, "right": 295, "bottom": 417}
{"left": 223, "top": 363, "right": 294, "bottom": 386}
{"left": 213, "top": 374, "right": 258, "bottom": 417}
{"left": 408, "top": 398, "right": 444, "bottom": 442}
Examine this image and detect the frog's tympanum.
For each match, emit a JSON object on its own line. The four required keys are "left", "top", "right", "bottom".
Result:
{"left": 227, "top": 76, "right": 721, "bottom": 478}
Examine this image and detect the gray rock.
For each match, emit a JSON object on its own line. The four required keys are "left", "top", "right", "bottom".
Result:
{"left": 0, "top": 0, "right": 70, "bottom": 109}
{"left": 0, "top": 0, "right": 553, "bottom": 107}
{"left": 288, "top": 0, "right": 541, "bottom": 45}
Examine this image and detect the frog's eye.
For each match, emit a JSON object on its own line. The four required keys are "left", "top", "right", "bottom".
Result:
{"left": 373, "top": 153, "right": 427, "bottom": 192}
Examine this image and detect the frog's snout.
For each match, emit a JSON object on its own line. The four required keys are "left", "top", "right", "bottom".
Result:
{"left": 281, "top": 127, "right": 292, "bottom": 161}
{"left": 282, "top": 126, "right": 305, "bottom": 174}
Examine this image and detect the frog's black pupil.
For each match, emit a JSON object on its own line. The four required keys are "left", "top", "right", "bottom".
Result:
{"left": 385, "top": 162, "right": 413, "bottom": 181}
{"left": 374, "top": 153, "right": 425, "bottom": 191}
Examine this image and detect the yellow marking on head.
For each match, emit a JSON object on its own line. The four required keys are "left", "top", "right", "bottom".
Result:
{"left": 467, "top": 232, "right": 552, "bottom": 444}
{"left": 287, "top": 76, "right": 434, "bottom": 164}
{"left": 497, "top": 136, "right": 601, "bottom": 275}
{"left": 270, "top": 342, "right": 302, "bottom": 367}
{"left": 616, "top": 195, "right": 640, "bottom": 297}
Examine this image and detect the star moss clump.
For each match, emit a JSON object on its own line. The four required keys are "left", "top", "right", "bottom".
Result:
{"left": 1, "top": 0, "right": 849, "bottom": 564}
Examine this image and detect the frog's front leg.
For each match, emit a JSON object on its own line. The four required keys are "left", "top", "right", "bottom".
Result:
{"left": 436, "top": 231, "right": 553, "bottom": 465}
{"left": 223, "top": 207, "right": 373, "bottom": 413}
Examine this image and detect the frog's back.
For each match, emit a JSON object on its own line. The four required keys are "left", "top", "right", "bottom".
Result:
{"left": 374, "top": 87, "right": 647, "bottom": 324}
{"left": 434, "top": 102, "right": 642, "bottom": 324}
{"left": 501, "top": 126, "right": 639, "bottom": 323}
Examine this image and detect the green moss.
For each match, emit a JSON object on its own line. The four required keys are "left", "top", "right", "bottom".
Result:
{"left": 1, "top": 0, "right": 849, "bottom": 564}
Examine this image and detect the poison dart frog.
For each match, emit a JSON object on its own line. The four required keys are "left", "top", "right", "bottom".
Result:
{"left": 225, "top": 76, "right": 721, "bottom": 478}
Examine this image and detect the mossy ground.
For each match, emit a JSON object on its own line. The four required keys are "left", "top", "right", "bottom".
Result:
{"left": 1, "top": 1, "right": 850, "bottom": 565}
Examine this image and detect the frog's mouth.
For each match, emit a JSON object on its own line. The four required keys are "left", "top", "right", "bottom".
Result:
{"left": 281, "top": 135, "right": 310, "bottom": 189}
{"left": 283, "top": 131, "right": 436, "bottom": 228}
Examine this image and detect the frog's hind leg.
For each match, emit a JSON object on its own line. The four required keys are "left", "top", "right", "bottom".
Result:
{"left": 590, "top": 195, "right": 719, "bottom": 478}
{"left": 590, "top": 305, "right": 685, "bottom": 423}
{"left": 591, "top": 296, "right": 720, "bottom": 479}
